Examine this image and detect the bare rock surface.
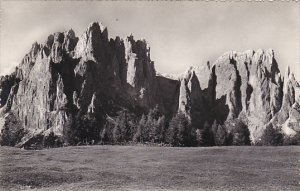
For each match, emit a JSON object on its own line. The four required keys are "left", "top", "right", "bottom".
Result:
{"left": 0, "top": 22, "right": 299, "bottom": 145}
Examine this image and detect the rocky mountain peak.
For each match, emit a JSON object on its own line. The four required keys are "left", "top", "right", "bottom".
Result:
{"left": 74, "top": 21, "right": 109, "bottom": 62}
{"left": 31, "top": 42, "right": 41, "bottom": 54}
{"left": 124, "top": 35, "right": 154, "bottom": 88}
{"left": 180, "top": 64, "right": 211, "bottom": 90}
{"left": 88, "top": 21, "right": 107, "bottom": 33}
{"left": 0, "top": 22, "right": 299, "bottom": 147}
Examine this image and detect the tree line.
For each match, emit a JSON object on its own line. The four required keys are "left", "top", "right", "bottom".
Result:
{"left": 63, "top": 105, "right": 254, "bottom": 147}
{"left": 1, "top": 105, "right": 299, "bottom": 148}
{"left": 90, "top": 106, "right": 300, "bottom": 147}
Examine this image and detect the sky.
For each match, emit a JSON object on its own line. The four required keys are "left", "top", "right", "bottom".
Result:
{"left": 0, "top": 1, "right": 299, "bottom": 81}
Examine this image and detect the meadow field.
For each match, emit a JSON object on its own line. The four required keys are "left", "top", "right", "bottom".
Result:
{"left": 0, "top": 145, "right": 299, "bottom": 191}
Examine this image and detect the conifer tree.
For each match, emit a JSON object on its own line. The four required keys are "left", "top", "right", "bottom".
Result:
{"left": 214, "top": 124, "right": 228, "bottom": 146}
{"left": 201, "top": 121, "right": 215, "bottom": 146}
{"left": 261, "top": 125, "right": 283, "bottom": 146}
{"left": 166, "top": 112, "right": 193, "bottom": 146}
{"left": 133, "top": 114, "right": 147, "bottom": 143}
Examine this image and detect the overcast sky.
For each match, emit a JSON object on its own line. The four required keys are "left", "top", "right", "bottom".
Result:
{"left": 1, "top": 1, "right": 299, "bottom": 80}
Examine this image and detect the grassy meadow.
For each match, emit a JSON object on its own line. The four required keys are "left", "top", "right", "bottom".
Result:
{"left": 0, "top": 145, "right": 299, "bottom": 191}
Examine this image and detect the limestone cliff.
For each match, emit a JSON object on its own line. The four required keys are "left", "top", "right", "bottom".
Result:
{"left": 176, "top": 49, "right": 298, "bottom": 141}
{"left": 0, "top": 22, "right": 299, "bottom": 146}
{"left": 0, "top": 22, "right": 159, "bottom": 146}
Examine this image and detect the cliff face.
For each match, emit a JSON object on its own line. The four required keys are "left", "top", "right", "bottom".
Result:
{"left": 212, "top": 49, "right": 283, "bottom": 140}
{"left": 0, "top": 22, "right": 299, "bottom": 145}
{"left": 0, "top": 22, "right": 159, "bottom": 146}
{"left": 172, "top": 50, "right": 285, "bottom": 141}
{"left": 157, "top": 48, "right": 297, "bottom": 142}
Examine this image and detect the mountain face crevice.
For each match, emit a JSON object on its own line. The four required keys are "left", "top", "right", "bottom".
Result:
{"left": 230, "top": 58, "right": 243, "bottom": 119}
{"left": 0, "top": 73, "right": 18, "bottom": 108}
{"left": 0, "top": 22, "right": 299, "bottom": 146}
{"left": 244, "top": 61, "right": 253, "bottom": 112}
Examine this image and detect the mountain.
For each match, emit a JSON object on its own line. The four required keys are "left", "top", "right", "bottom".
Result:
{"left": 0, "top": 22, "right": 299, "bottom": 147}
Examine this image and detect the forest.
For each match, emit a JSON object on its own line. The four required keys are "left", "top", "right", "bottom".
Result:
{"left": 2, "top": 105, "right": 297, "bottom": 149}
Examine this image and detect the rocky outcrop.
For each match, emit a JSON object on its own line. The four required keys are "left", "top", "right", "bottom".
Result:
{"left": 270, "top": 67, "right": 300, "bottom": 136}
{"left": 0, "top": 22, "right": 299, "bottom": 146}
{"left": 0, "top": 22, "right": 161, "bottom": 146}
{"left": 124, "top": 35, "right": 158, "bottom": 108}
{"left": 175, "top": 49, "right": 297, "bottom": 141}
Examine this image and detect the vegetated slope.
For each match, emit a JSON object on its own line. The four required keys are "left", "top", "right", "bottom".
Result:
{"left": 0, "top": 146, "right": 299, "bottom": 191}
{"left": 0, "top": 21, "right": 299, "bottom": 147}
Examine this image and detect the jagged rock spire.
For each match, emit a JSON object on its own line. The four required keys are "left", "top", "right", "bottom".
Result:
{"left": 0, "top": 21, "right": 300, "bottom": 147}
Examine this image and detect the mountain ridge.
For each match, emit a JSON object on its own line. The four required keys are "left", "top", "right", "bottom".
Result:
{"left": 0, "top": 22, "right": 299, "bottom": 147}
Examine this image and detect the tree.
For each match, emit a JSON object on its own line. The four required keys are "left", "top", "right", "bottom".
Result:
{"left": 211, "top": 120, "right": 218, "bottom": 134}
{"left": 165, "top": 112, "right": 194, "bottom": 146}
{"left": 148, "top": 105, "right": 162, "bottom": 121}
{"left": 195, "top": 129, "right": 203, "bottom": 146}
{"left": 75, "top": 113, "right": 99, "bottom": 144}
{"left": 213, "top": 124, "right": 228, "bottom": 146}
{"left": 201, "top": 121, "right": 215, "bottom": 146}
{"left": 112, "top": 123, "right": 123, "bottom": 143}
{"left": 226, "top": 119, "right": 251, "bottom": 146}
{"left": 111, "top": 111, "right": 136, "bottom": 143}
{"left": 43, "top": 131, "right": 58, "bottom": 148}
{"left": 148, "top": 115, "right": 166, "bottom": 143}
{"left": 0, "top": 127, "right": 12, "bottom": 146}
{"left": 261, "top": 125, "right": 283, "bottom": 146}
{"left": 166, "top": 115, "right": 179, "bottom": 145}
{"left": 117, "top": 112, "right": 131, "bottom": 142}
{"left": 145, "top": 106, "right": 163, "bottom": 143}
{"left": 154, "top": 116, "right": 166, "bottom": 143}
{"left": 133, "top": 114, "right": 146, "bottom": 143}
{"left": 100, "top": 122, "right": 113, "bottom": 144}
{"left": 134, "top": 106, "right": 166, "bottom": 143}
{"left": 143, "top": 114, "right": 154, "bottom": 142}
{"left": 63, "top": 113, "right": 75, "bottom": 145}
{"left": 0, "top": 113, "right": 25, "bottom": 146}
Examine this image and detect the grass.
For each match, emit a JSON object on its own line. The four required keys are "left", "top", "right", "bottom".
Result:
{"left": 0, "top": 145, "right": 299, "bottom": 191}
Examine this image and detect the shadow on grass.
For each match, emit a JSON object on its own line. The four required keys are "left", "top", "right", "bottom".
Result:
{"left": 0, "top": 171, "right": 83, "bottom": 189}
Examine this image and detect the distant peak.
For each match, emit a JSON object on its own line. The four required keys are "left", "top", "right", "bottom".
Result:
{"left": 285, "top": 65, "right": 291, "bottom": 77}
{"left": 220, "top": 49, "right": 273, "bottom": 57}
{"left": 266, "top": 48, "right": 274, "bottom": 55}
{"left": 44, "top": 34, "right": 54, "bottom": 48}
{"left": 31, "top": 42, "right": 40, "bottom": 52}
{"left": 65, "top": 28, "right": 76, "bottom": 37}
{"left": 283, "top": 65, "right": 298, "bottom": 82}
{"left": 87, "top": 21, "right": 106, "bottom": 33}
{"left": 126, "top": 34, "right": 135, "bottom": 42}
{"left": 32, "top": 41, "right": 39, "bottom": 48}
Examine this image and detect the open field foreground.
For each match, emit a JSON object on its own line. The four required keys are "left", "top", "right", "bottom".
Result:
{"left": 0, "top": 146, "right": 299, "bottom": 191}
